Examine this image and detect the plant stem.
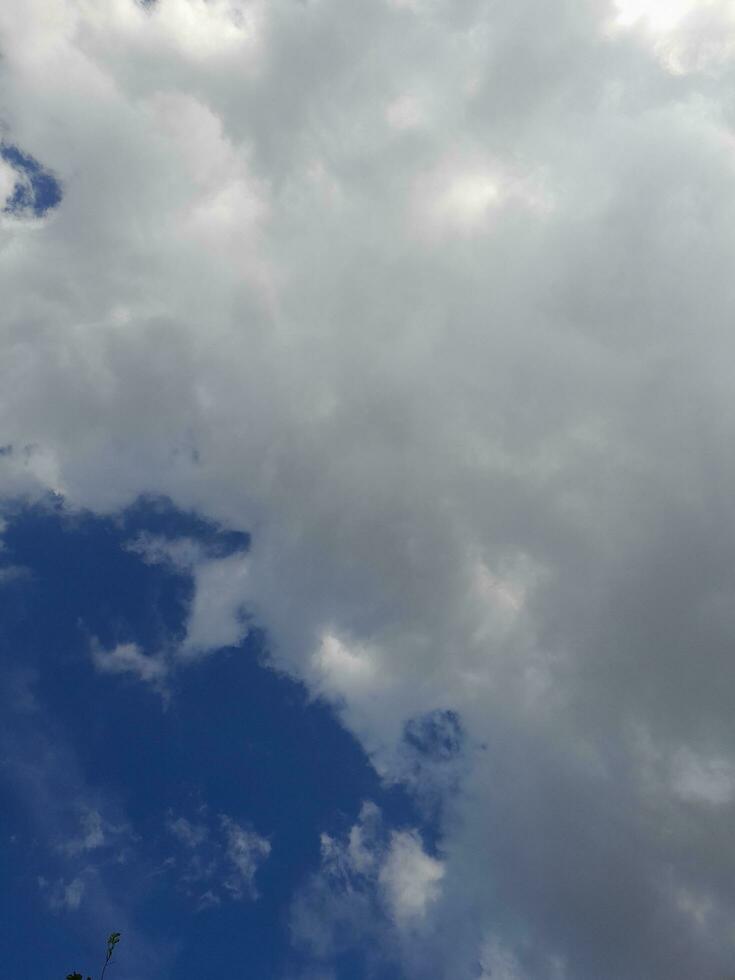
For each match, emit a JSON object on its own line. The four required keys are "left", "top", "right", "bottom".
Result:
{"left": 100, "top": 950, "right": 112, "bottom": 980}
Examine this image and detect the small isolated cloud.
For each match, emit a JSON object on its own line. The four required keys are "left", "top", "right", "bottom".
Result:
{"left": 196, "top": 889, "right": 221, "bottom": 911}
{"left": 61, "top": 808, "right": 105, "bottom": 856}
{"left": 166, "top": 808, "right": 270, "bottom": 908}
{"left": 167, "top": 815, "right": 208, "bottom": 849}
{"left": 90, "top": 639, "right": 169, "bottom": 691}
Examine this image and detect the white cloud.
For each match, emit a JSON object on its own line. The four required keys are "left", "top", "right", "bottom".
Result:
{"left": 125, "top": 533, "right": 250, "bottom": 657}
{"left": 126, "top": 532, "right": 206, "bottom": 569}
{"left": 378, "top": 830, "right": 444, "bottom": 923}
{"left": 612, "top": 0, "right": 700, "bottom": 33}
{"left": 60, "top": 806, "right": 133, "bottom": 860}
{"left": 90, "top": 639, "right": 169, "bottom": 688}
{"left": 3, "top": 0, "right": 735, "bottom": 976}
{"left": 0, "top": 157, "right": 18, "bottom": 207}
{"left": 385, "top": 93, "right": 427, "bottom": 131}
{"left": 138, "top": 0, "right": 265, "bottom": 64}
{"left": 311, "top": 632, "right": 383, "bottom": 702}
{"left": 292, "top": 802, "right": 443, "bottom": 971}
{"left": 88, "top": 534, "right": 251, "bottom": 688}
{"left": 69, "top": 809, "right": 105, "bottom": 853}
{"left": 671, "top": 749, "right": 735, "bottom": 805}
{"left": 166, "top": 808, "right": 270, "bottom": 906}
{"left": 196, "top": 888, "right": 221, "bottom": 911}
{"left": 609, "top": 0, "right": 735, "bottom": 74}
{"left": 61, "top": 875, "right": 85, "bottom": 910}
{"left": 167, "top": 815, "right": 208, "bottom": 848}
{"left": 0, "top": 563, "right": 30, "bottom": 584}
{"left": 477, "top": 937, "right": 524, "bottom": 980}
{"left": 411, "top": 156, "right": 502, "bottom": 239}
{"left": 180, "top": 551, "right": 250, "bottom": 656}
{"left": 43, "top": 874, "right": 86, "bottom": 912}
{"left": 221, "top": 815, "right": 272, "bottom": 899}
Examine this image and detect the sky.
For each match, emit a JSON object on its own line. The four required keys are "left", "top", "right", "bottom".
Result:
{"left": 2, "top": 1, "right": 735, "bottom": 978}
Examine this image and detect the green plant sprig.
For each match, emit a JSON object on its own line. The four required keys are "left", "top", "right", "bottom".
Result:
{"left": 66, "top": 931, "right": 121, "bottom": 980}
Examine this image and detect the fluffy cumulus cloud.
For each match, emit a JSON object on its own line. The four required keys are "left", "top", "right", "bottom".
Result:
{"left": 3, "top": 0, "right": 735, "bottom": 976}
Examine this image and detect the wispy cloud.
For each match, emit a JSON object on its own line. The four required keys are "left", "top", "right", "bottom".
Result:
{"left": 59, "top": 806, "right": 133, "bottom": 859}
{"left": 40, "top": 875, "right": 86, "bottom": 912}
{"left": 165, "top": 808, "right": 271, "bottom": 909}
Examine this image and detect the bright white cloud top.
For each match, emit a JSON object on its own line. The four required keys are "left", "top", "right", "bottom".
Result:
{"left": 2, "top": 0, "right": 735, "bottom": 976}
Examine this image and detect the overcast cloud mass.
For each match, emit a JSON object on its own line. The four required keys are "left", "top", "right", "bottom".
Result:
{"left": 3, "top": 0, "right": 735, "bottom": 977}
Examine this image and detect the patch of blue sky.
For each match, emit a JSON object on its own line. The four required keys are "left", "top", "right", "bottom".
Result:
{"left": 1, "top": 143, "right": 62, "bottom": 217}
{"left": 404, "top": 709, "right": 464, "bottom": 763}
{"left": 0, "top": 496, "right": 425, "bottom": 980}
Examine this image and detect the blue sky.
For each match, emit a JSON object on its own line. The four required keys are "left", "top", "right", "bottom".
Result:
{"left": 4, "top": 1, "right": 735, "bottom": 978}
{"left": 0, "top": 143, "right": 62, "bottom": 217}
{"left": 0, "top": 496, "right": 432, "bottom": 979}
